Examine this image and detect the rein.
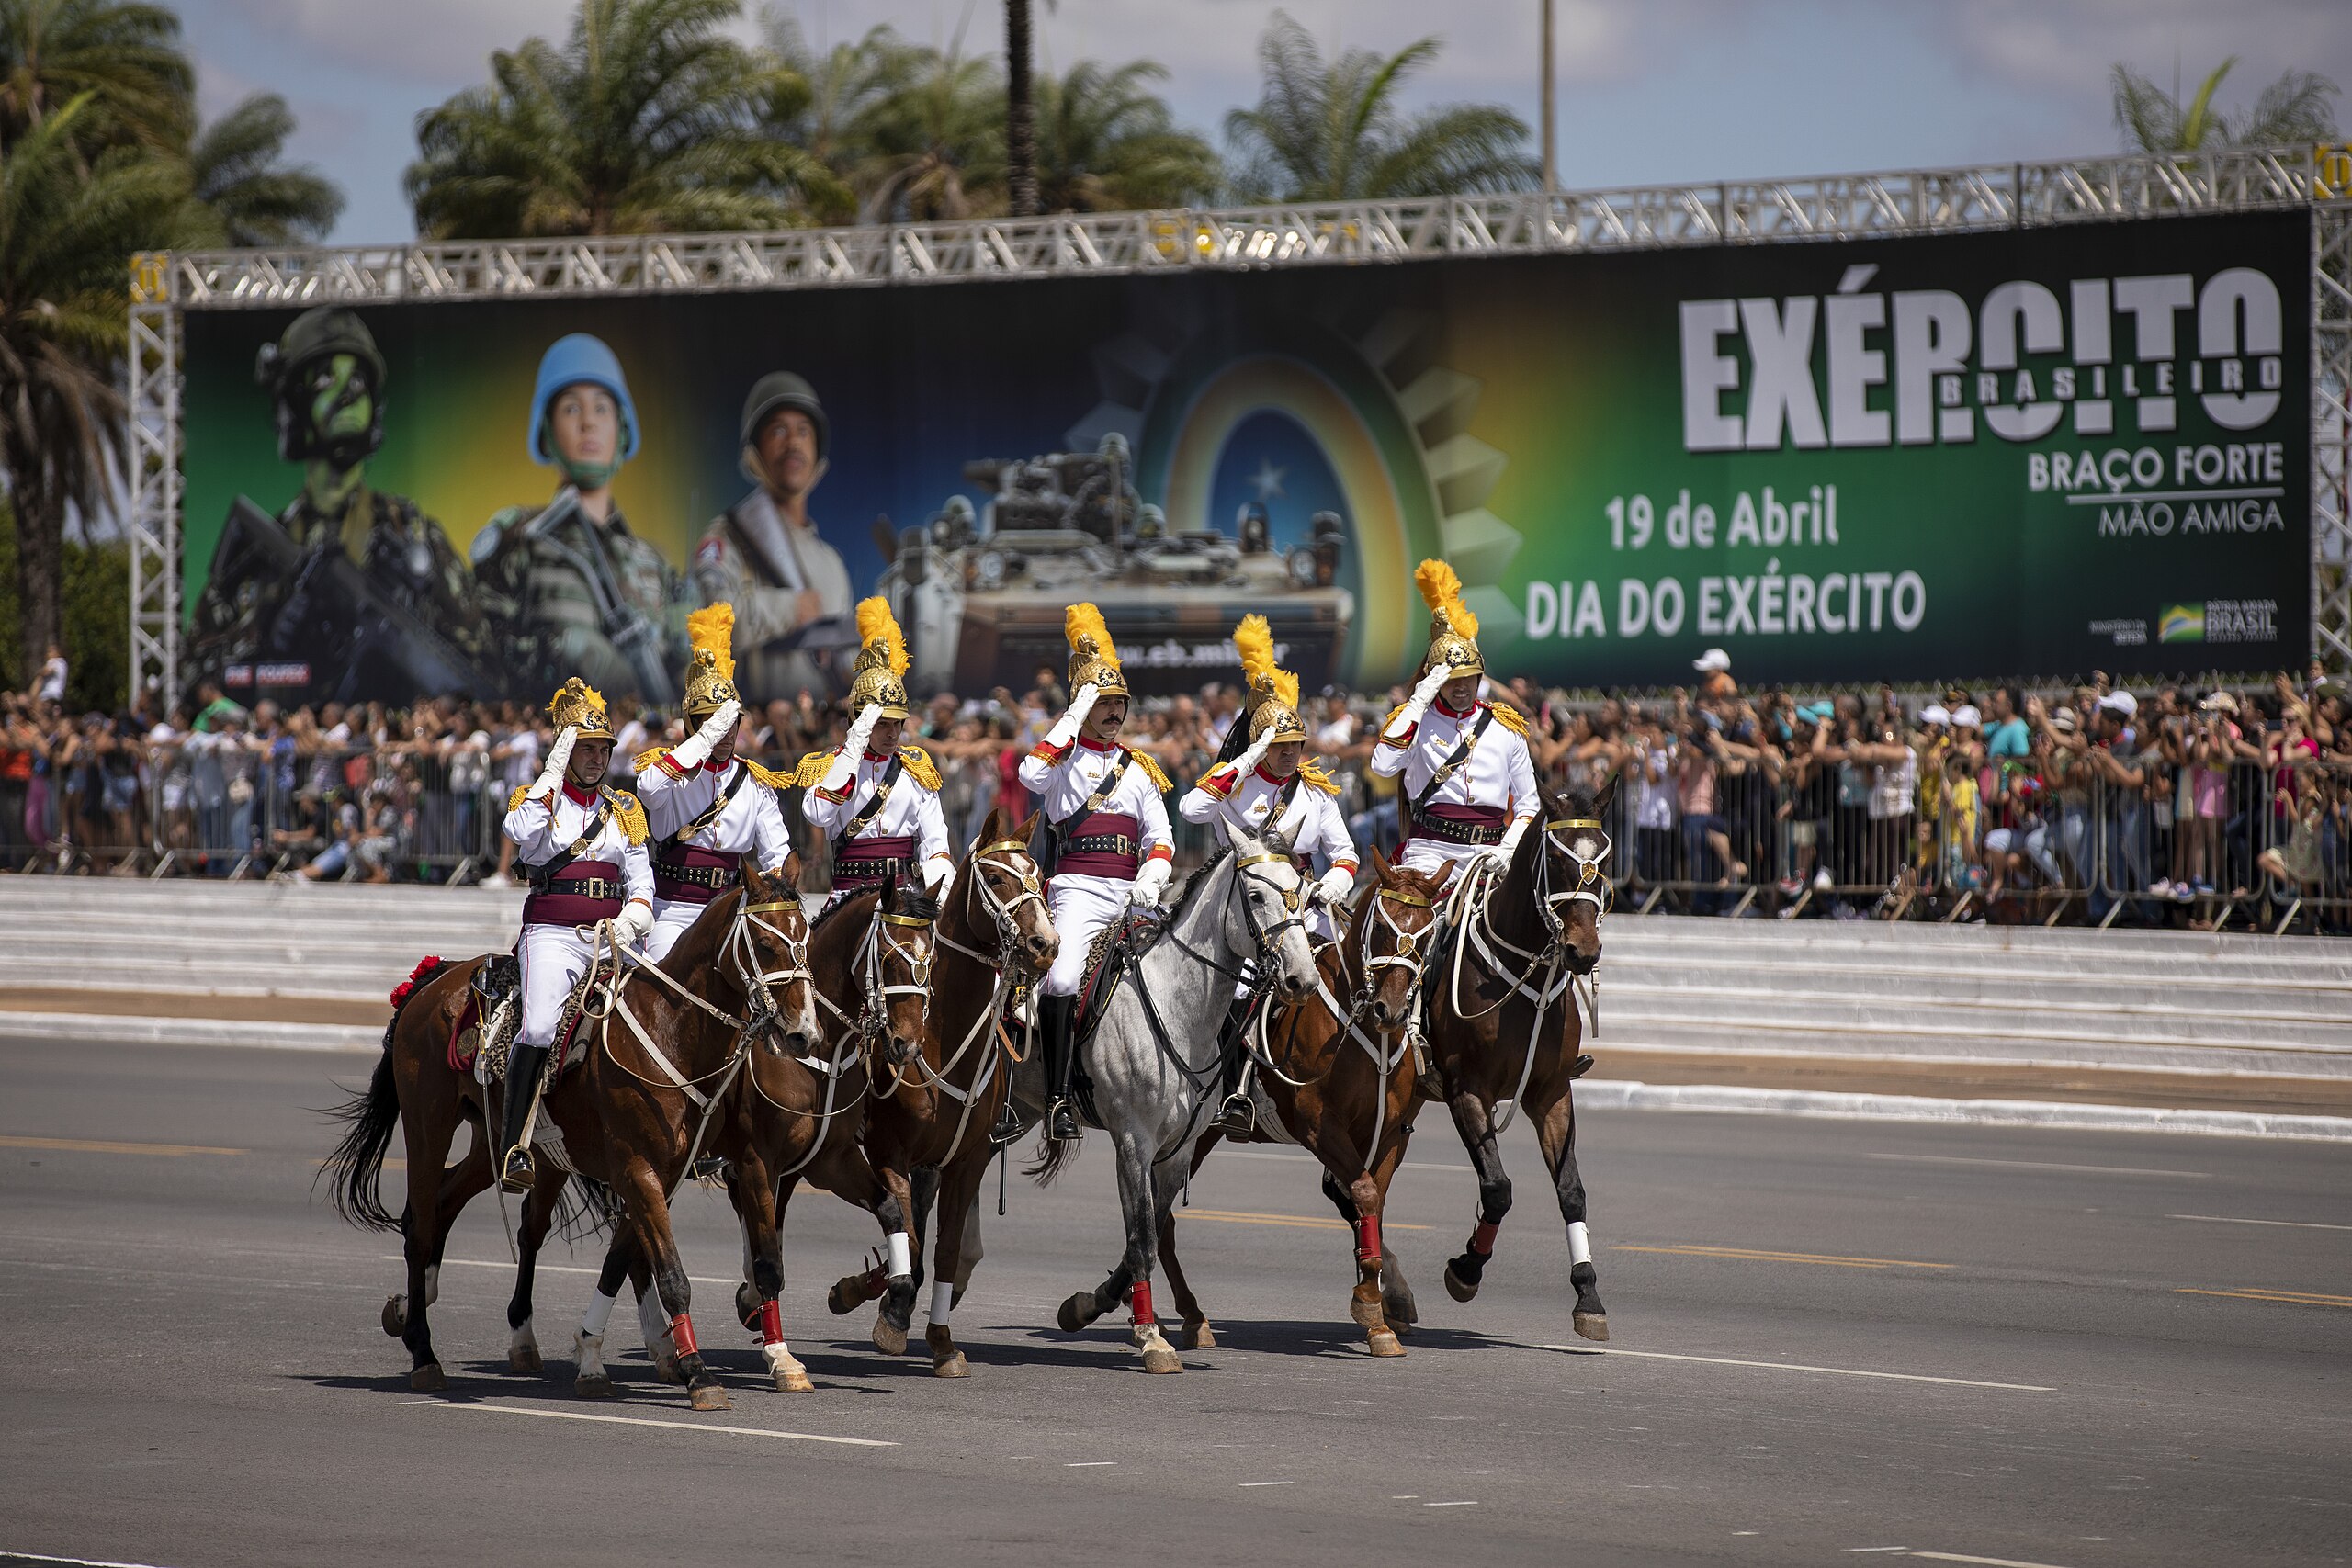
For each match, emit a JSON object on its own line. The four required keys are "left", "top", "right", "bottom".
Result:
{"left": 897, "top": 839, "right": 1051, "bottom": 1165}
{"left": 1133, "top": 849, "right": 1307, "bottom": 1104}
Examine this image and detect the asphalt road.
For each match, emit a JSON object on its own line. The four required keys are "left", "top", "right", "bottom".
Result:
{"left": 1, "top": 1033, "right": 2346, "bottom": 1568}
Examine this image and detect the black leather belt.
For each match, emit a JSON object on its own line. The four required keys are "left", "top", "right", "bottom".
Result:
{"left": 1066, "top": 833, "right": 1139, "bottom": 856}
{"left": 530, "top": 876, "right": 626, "bottom": 900}
{"left": 834, "top": 856, "right": 910, "bottom": 881}
{"left": 652, "top": 859, "right": 740, "bottom": 890}
{"left": 1414, "top": 815, "right": 1505, "bottom": 846}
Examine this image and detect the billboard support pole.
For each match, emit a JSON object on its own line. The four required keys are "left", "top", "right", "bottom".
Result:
{"left": 2316, "top": 200, "right": 2352, "bottom": 675}
{"left": 127, "top": 254, "right": 181, "bottom": 712}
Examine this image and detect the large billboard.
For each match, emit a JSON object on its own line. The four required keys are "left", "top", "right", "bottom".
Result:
{"left": 179, "top": 208, "right": 2311, "bottom": 706}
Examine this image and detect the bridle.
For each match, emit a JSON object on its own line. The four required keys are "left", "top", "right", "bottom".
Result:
{"left": 901, "top": 838, "right": 1058, "bottom": 1161}
{"left": 1164, "top": 847, "right": 1313, "bottom": 985}
{"left": 935, "top": 837, "right": 1051, "bottom": 976}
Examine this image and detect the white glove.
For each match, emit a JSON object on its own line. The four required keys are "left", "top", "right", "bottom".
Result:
{"left": 1484, "top": 818, "right": 1530, "bottom": 872}
{"left": 669, "top": 698, "right": 741, "bottom": 773}
{"left": 1231, "top": 727, "right": 1275, "bottom": 780}
{"left": 1315, "top": 863, "right": 1358, "bottom": 908}
{"left": 1385, "top": 664, "right": 1453, "bottom": 740}
{"left": 1044, "top": 682, "right": 1101, "bottom": 751}
{"left": 611, "top": 899, "right": 654, "bottom": 949}
{"left": 532, "top": 726, "right": 580, "bottom": 798}
{"left": 820, "top": 705, "right": 882, "bottom": 794}
{"left": 922, "top": 855, "right": 955, "bottom": 897}
{"left": 1129, "top": 856, "right": 1172, "bottom": 908}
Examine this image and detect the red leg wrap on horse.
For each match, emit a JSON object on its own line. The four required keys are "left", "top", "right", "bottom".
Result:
{"left": 1355, "top": 1214, "right": 1383, "bottom": 1267}
{"left": 1128, "top": 1280, "right": 1155, "bottom": 1325}
{"left": 1470, "top": 1221, "right": 1499, "bottom": 1257}
{"left": 670, "top": 1314, "right": 698, "bottom": 1359}
{"left": 759, "top": 1299, "right": 783, "bottom": 1345}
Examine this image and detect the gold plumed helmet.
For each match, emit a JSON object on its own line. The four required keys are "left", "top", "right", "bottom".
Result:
{"left": 681, "top": 604, "right": 740, "bottom": 719}
{"left": 847, "top": 596, "right": 913, "bottom": 721}
{"left": 1065, "top": 603, "right": 1129, "bottom": 699}
{"left": 1415, "top": 558, "right": 1483, "bottom": 679}
{"left": 547, "top": 677, "right": 616, "bottom": 740}
{"left": 1233, "top": 614, "right": 1307, "bottom": 744}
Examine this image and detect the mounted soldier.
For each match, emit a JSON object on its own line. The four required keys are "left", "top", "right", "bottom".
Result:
{"left": 632, "top": 604, "right": 796, "bottom": 963}
{"left": 496, "top": 677, "right": 654, "bottom": 1192}
{"left": 797, "top": 597, "right": 957, "bottom": 909}
{"left": 1017, "top": 605, "right": 1174, "bottom": 1143}
{"left": 1179, "top": 613, "right": 1360, "bottom": 1135}
{"left": 1369, "top": 559, "right": 1539, "bottom": 878}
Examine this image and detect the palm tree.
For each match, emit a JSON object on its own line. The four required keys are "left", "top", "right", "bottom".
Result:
{"left": 1034, "top": 60, "right": 1218, "bottom": 213}
{"left": 757, "top": 10, "right": 917, "bottom": 225}
{"left": 186, "top": 92, "right": 342, "bottom": 247}
{"left": 0, "top": 92, "right": 189, "bottom": 673}
{"left": 407, "top": 0, "right": 838, "bottom": 239}
{"left": 1223, "top": 10, "right": 1534, "bottom": 205}
{"left": 847, "top": 41, "right": 1004, "bottom": 223}
{"left": 0, "top": 0, "right": 191, "bottom": 161}
{"left": 1003, "top": 0, "right": 1052, "bottom": 217}
{"left": 2111, "top": 57, "right": 2340, "bottom": 153}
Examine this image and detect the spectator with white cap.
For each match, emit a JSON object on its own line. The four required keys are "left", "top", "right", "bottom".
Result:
{"left": 2084, "top": 690, "right": 2151, "bottom": 919}
{"left": 1693, "top": 648, "right": 1736, "bottom": 703}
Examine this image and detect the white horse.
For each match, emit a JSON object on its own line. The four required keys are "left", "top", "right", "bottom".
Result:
{"left": 1017, "top": 821, "right": 1319, "bottom": 1373}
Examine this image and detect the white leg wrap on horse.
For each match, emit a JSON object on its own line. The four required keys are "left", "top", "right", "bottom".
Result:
{"left": 929, "top": 1280, "right": 955, "bottom": 1327}
{"left": 424, "top": 1264, "right": 440, "bottom": 1306}
{"left": 1567, "top": 1220, "right": 1593, "bottom": 1266}
{"left": 886, "top": 1231, "right": 912, "bottom": 1282}
{"left": 762, "top": 1340, "right": 798, "bottom": 1372}
{"left": 581, "top": 1287, "right": 616, "bottom": 1338}
{"left": 636, "top": 1285, "right": 671, "bottom": 1355}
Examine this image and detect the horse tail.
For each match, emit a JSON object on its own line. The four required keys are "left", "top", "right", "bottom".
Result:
{"left": 1024, "top": 1132, "right": 1080, "bottom": 1187}
{"left": 321, "top": 957, "right": 448, "bottom": 1233}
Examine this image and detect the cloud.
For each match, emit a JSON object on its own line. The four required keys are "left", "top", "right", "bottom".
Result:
{"left": 213, "top": 0, "right": 579, "bottom": 85}
{"left": 1931, "top": 0, "right": 2352, "bottom": 96}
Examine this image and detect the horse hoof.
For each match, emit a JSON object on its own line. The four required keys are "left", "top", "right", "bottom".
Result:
{"left": 1140, "top": 1342, "right": 1184, "bottom": 1375}
{"left": 409, "top": 1363, "right": 446, "bottom": 1393}
{"left": 507, "top": 1344, "right": 543, "bottom": 1374}
{"left": 1442, "top": 1262, "right": 1479, "bottom": 1303}
{"left": 872, "top": 1316, "right": 910, "bottom": 1358}
{"left": 773, "top": 1362, "right": 814, "bottom": 1394}
{"left": 1350, "top": 1294, "right": 1385, "bottom": 1334}
{"left": 735, "top": 1283, "right": 762, "bottom": 1331}
{"left": 1057, "top": 1291, "right": 1101, "bottom": 1334}
{"left": 1573, "top": 1311, "right": 1610, "bottom": 1342}
{"left": 574, "top": 1373, "right": 616, "bottom": 1400}
{"left": 1367, "top": 1330, "right": 1407, "bottom": 1359}
{"left": 653, "top": 1355, "right": 684, "bottom": 1386}
{"left": 933, "top": 1351, "right": 969, "bottom": 1379}
{"left": 381, "top": 1296, "right": 407, "bottom": 1337}
{"left": 688, "top": 1382, "right": 732, "bottom": 1412}
{"left": 1178, "top": 1318, "right": 1216, "bottom": 1350}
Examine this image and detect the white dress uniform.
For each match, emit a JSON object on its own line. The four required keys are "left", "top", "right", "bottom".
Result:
{"left": 801, "top": 746, "right": 955, "bottom": 909}
{"left": 1180, "top": 761, "right": 1358, "bottom": 941}
{"left": 633, "top": 751, "right": 793, "bottom": 961}
{"left": 1020, "top": 735, "right": 1173, "bottom": 996}
{"left": 1368, "top": 695, "right": 1539, "bottom": 877}
{"left": 503, "top": 784, "right": 655, "bottom": 1048}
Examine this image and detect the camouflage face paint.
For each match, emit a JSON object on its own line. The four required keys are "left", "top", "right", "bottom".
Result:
{"left": 308, "top": 353, "right": 374, "bottom": 445}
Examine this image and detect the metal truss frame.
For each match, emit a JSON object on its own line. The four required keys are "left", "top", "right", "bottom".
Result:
{"left": 2315, "top": 202, "right": 2352, "bottom": 673}
{"left": 125, "top": 146, "right": 2352, "bottom": 703}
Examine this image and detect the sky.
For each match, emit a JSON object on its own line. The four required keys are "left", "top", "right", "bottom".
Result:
{"left": 177, "top": 0, "right": 2352, "bottom": 244}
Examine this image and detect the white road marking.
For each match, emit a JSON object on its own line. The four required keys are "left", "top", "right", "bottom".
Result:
{"left": 2171, "top": 1213, "right": 2352, "bottom": 1232}
{"left": 1544, "top": 1346, "right": 2052, "bottom": 1392}
{"left": 387, "top": 1255, "right": 738, "bottom": 1288}
{"left": 1238, "top": 1481, "right": 1294, "bottom": 1487}
{"left": 1066, "top": 1461, "right": 1115, "bottom": 1468}
{"left": 1424, "top": 1500, "right": 1478, "bottom": 1508}
{"left": 1847, "top": 1551, "right": 1909, "bottom": 1556}
{"left": 1867, "top": 1153, "right": 2208, "bottom": 1179}
{"left": 0, "top": 1553, "right": 187, "bottom": 1568}
{"left": 424, "top": 1400, "right": 892, "bottom": 1446}
{"left": 1907, "top": 1553, "right": 2078, "bottom": 1568}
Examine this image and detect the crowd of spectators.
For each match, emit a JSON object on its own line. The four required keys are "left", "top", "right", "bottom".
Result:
{"left": 5, "top": 648, "right": 2347, "bottom": 932}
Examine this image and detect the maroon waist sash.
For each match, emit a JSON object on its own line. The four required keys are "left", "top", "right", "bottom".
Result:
{"left": 652, "top": 843, "right": 741, "bottom": 905}
{"left": 1057, "top": 810, "right": 1141, "bottom": 880}
{"left": 834, "top": 833, "right": 917, "bottom": 886}
{"left": 524, "top": 859, "right": 626, "bottom": 925}
{"left": 1406, "top": 802, "right": 1508, "bottom": 845}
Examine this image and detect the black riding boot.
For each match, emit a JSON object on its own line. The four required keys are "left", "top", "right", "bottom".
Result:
{"left": 1211, "top": 993, "right": 1257, "bottom": 1137}
{"left": 989, "top": 998, "right": 1034, "bottom": 1150}
{"left": 497, "top": 1043, "right": 550, "bottom": 1194}
{"left": 1042, "top": 994, "right": 1080, "bottom": 1142}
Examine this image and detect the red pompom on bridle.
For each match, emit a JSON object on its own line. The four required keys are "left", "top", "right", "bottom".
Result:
{"left": 389, "top": 956, "right": 446, "bottom": 1010}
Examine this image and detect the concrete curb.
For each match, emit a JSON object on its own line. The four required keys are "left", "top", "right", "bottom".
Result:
{"left": 0, "top": 1012, "right": 381, "bottom": 1053}
{"left": 1576, "top": 1078, "right": 2352, "bottom": 1142}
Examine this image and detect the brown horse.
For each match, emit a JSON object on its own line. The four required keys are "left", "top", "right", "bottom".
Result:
{"left": 1154, "top": 851, "right": 1448, "bottom": 1357}
{"left": 323, "top": 858, "right": 824, "bottom": 1403}
{"left": 822, "top": 807, "right": 1060, "bottom": 1376}
{"left": 1420, "top": 780, "right": 1611, "bottom": 1341}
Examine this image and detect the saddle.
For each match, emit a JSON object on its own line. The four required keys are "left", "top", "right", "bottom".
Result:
{"left": 447, "top": 949, "right": 613, "bottom": 1084}
{"left": 1060, "top": 908, "right": 1166, "bottom": 1131}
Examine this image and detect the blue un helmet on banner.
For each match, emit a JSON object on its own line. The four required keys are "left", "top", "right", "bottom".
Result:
{"left": 528, "top": 333, "right": 640, "bottom": 469}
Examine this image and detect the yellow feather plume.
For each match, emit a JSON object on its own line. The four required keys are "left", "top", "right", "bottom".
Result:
{"left": 1234, "top": 614, "right": 1278, "bottom": 688}
{"left": 1066, "top": 602, "right": 1115, "bottom": 663}
{"left": 855, "top": 595, "right": 910, "bottom": 679}
{"left": 685, "top": 604, "right": 735, "bottom": 682}
{"left": 1414, "top": 558, "right": 1478, "bottom": 638}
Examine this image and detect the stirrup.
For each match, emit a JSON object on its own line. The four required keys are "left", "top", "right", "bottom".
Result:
{"left": 689, "top": 1156, "right": 727, "bottom": 1181}
{"left": 499, "top": 1145, "right": 536, "bottom": 1194}
{"left": 1046, "top": 1099, "right": 1080, "bottom": 1142}
{"left": 988, "top": 1100, "right": 1025, "bottom": 1151}
{"left": 1571, "top": 1053, "right": 1595, "bottom": 1079}
{"left": 1211, "top": 1091, "right": 1257, "bottom": 1137}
